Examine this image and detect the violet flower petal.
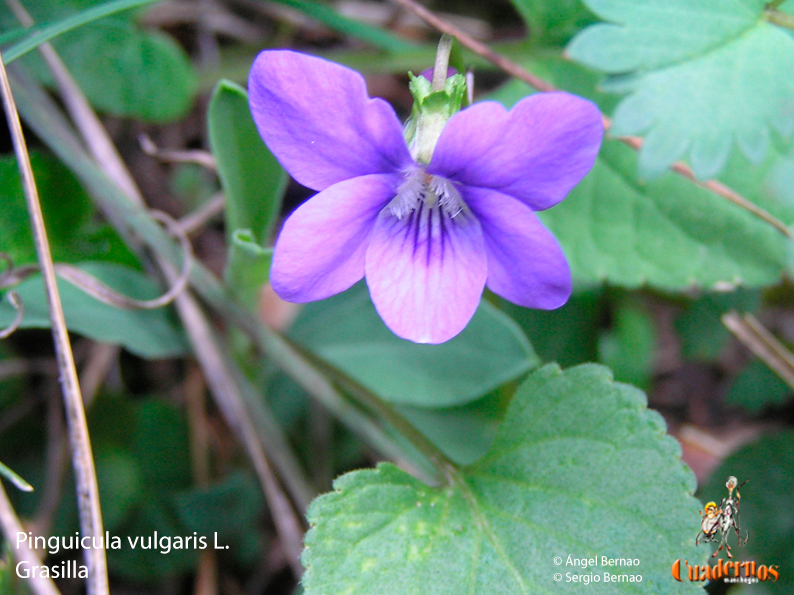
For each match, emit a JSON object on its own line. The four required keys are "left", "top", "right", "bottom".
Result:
{"left": 249, "top": 50, "right": 412, "bottom": 191}
{"left": 464, "top": 186, "right": 571, "bottom": 309}
{"left": 427, "top": 93, "right": 603, "bottom": 211}
{"left": 365, "top": 206, "right": 487, "bottom": 344}
{"left": 270, "top": 174, "right": 399, "bottom": 302}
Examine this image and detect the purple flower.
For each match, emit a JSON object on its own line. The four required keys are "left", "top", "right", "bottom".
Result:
{"left": 249, "top": 50, "right": 602, "bottom": 344}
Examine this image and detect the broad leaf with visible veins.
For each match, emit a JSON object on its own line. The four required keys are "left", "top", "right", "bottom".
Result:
{"left": 491, "top": 75, "right": 794, "bottom": 291}
{"left": 568, "top": 0, "right": 794, "bottom": 179}
{"left": 302, "top": 365, "right": 706, "bottom": 595}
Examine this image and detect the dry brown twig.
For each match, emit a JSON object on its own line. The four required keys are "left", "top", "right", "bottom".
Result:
{"left": 139, "top": 133, "right": 218, "bottom": 171}
{"left": 0, "top": 46, "right": 109, "bottom": 595}
{"left": 722, "top": 311, "right": 794, "bottom": 390}
{"left": 177, "top": 192, "right": 226, "bottom": 236}
{"left": 5, "top": 2, "right": 309, "bottom": 578}
{"left": 391, "top": 0, "right": 792, "bottom": 238}
{"left": 0, "top": 220, "right": 193, "bottom": 310}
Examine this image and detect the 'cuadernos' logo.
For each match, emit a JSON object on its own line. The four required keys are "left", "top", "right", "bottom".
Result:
{"left": 672, "top": 558, "right": 779, "bottom": 582}
{"left": 673, "top": 476, "right": 780, "bottom": 583}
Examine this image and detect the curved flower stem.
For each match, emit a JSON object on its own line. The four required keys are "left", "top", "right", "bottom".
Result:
{"left": 0, "top": 51, "right": 108, "bottom": 595}
{"left": 432, "top": 34, "right": 453, "bottom": 91}
{"left": 391, "top": 0, "right": 793, "bottom": 239}
{"left": 766, "top": 7, "right": 794, "bottom": 31}
{"left": 0, "top": 213, "right": 193, "bottom": 311}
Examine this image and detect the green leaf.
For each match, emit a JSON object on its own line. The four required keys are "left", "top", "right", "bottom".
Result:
{"left": 395, "top": 388, "right": 511, "bottom": 466}
{"left": 174, "top": 471, "right": 264, "bottom": 566}
{"left": 0, "top": 151, "right": 136, "bottom": 266}
{"left": 598, "top": 298, "right": 655, "bottom": 389}
{"left": 726, "top": 359, "right": 792, "bottom": 411}
{"left": 493, "top": 64, "right": 794, "bottom": 290}
{"left": 269, "top": 0, "right": 416, "bottom": 53}
{"left": 768, "top": 147, "right": 794, "bottom": 206}
{"left": 700, "top": 432, "right": 794, "bottom": 594}
{"left": 52, "top": 20, "right": 196, "bottom": 122}
{"left": 542, "top": 139, "right": 792, "bottom": 289}
{"left": 508, "top": 0, "right": 596, "bottom": 45}
{"left": 2, "top": 0, "right": 162, "bottom": 63}
{"left": 498, "top": 289, "right": 605, "bottom": 368}
{"left": 303, "top": 364, "right": 706, "bottom": 595}
{"left": 224, "top": 229, "right": 273, "bottom": 310}
{"left": 567, "top": 0, "right": 794, "bottom": 178}
{"left": 0, "top": 262, "right": 188, "bottom": 359}
{"left": 208, "top": 80, "right": 287, "bottom": 244}
{"left": 0, "top": 460, "right": 33, "bottom": 492}
{"left": 290, "top": 283, "right": 538, "bottom": 407}
{"left": 674, "top": 289, "right": 760, "bottom": 361}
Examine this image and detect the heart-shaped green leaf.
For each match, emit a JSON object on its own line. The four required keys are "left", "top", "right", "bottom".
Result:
{"left": 303, "top": 364, "right": 706, "bottom": 595}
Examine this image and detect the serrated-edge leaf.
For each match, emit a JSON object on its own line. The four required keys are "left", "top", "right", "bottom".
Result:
{"left": 568, "top": 0, "right": 766, "bottom": 73}
{"left": 303, "top": 364, "right": 706, "bottom": 595}
{"left": 608, "top": 23, "right": 794, "bottom": 179}
{"left": 568, "top": 0, "right": 794, "bottom": 179}
{"left": 538, "top": 139, "right": 792, "bottom": 289}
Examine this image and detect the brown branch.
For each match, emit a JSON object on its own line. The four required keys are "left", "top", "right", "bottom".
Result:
{"left": 0, "top": 47, "right": 109, "bottom": 595}
{"left": 177, "top": 192, "right": 226, "bottom": 236}
{"left": 391, "top": 0, "right": 792, "bottom": 239}
{"left": 13, "top": 7, "right": 314, "bottom": 564}
{"left": 722, "top": 311, "right": 794, "bottom": 391}
{"left": 139, "top": 133, "right": 217, "bottom": 170}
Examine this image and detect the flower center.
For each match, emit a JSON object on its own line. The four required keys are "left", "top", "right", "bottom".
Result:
{"left": 388, "top": 168, "right": 467, "bottom": 220}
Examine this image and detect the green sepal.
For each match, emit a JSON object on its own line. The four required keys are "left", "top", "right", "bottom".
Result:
{"left": 224, "top": 229, "right": 273, "bottom": 311}
{"left": 404, "top": 72, "right": 467, "bottom": 163}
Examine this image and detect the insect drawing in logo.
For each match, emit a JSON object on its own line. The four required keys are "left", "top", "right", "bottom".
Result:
{"left": 695, "top": 476, "right": 748, "bottom": 558}
{"left": 673, "top": 476, "right": 780, "bottom": 583}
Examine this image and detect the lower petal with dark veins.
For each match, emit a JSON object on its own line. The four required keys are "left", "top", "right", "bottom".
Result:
{"left": 365, "top": 202, "right": 487, "bottom": 344}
